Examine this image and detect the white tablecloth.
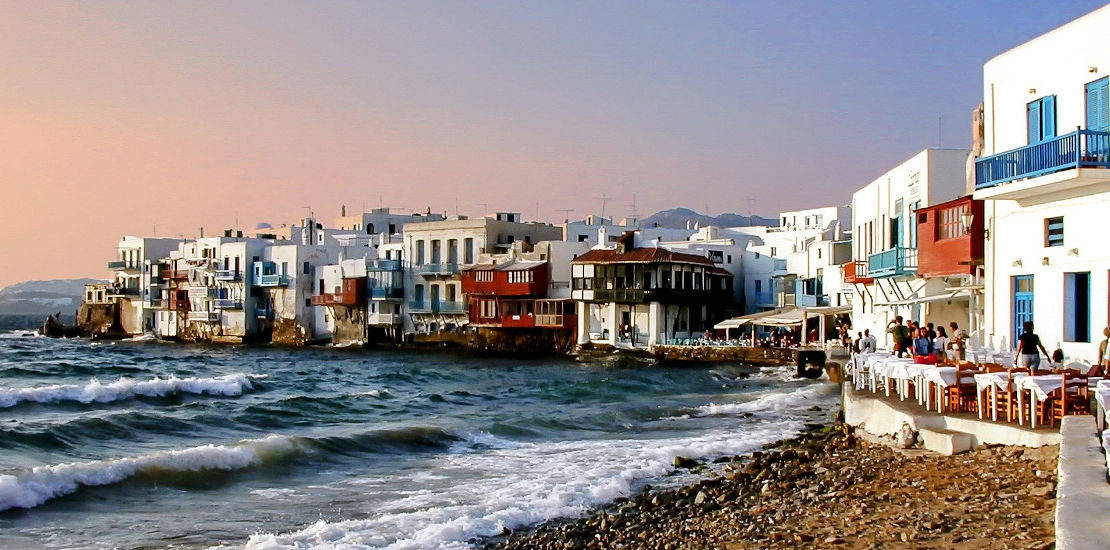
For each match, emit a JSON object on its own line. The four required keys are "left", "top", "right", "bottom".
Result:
{"left": 1018, "top": 375, "right": 1064, "bottom": 401}
{"left": 920, "top": 366, "right": 958, "bottom": 387}
{"left": 974, "top": 371, "right": 1030, "bottom": 393}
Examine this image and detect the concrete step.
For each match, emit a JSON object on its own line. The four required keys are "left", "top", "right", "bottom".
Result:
{"left": 920, "top": 427, "right": 974, "bottom": 456}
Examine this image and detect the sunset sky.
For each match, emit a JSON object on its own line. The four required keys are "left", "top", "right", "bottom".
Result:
{"left": 1, "top": 1, "right": 1106, "bottom": 288}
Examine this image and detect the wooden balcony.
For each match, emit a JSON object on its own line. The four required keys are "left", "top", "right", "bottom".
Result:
{"left": 975, "top": 129, "right": 1110, "bottom": 190}
{"left": 841, "top": 260, "right": 873, "bottom": 284}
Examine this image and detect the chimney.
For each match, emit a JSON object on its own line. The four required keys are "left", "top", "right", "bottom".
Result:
{"left": 341, "top": 205, "right": 347, "bottom": 217}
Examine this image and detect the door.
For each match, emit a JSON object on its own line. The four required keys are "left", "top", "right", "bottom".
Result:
{"left": 1087, "top": 77, "right": 1109, "bottom": 132}
{"left": 430, "top": 285, "right": 440, "bottom": 312}
{"left": 1013, "top": 275, "right": 1034, "bottom": 347}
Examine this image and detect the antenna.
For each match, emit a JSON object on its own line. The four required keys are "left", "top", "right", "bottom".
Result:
{"left": 626, "top": 193, "right": 639, "bottom": 220}
{"left": 455, "top": 197, "right": 460, "bottom": 217}
{"left": 556, "top": 208, "right": 574, "bottom": 222}
{"left": 478, "top": 202, "right": 488, "bottom": 214}
{"left": 593, "top": 193, "right": 612, "bottom": 220}
{"left": 152, "top": 223, "right": 157, "bottom": 237}
{"left": 535, "top": 201, "right": 540, "bottom": 221}
{"left": 302, "top": 206, "right": 312, "bottom": 220}
{"left": 743, "top": 196, "right": 756, "bottom": 217}
{"left": 937, "top": 115, "right": 942, "bottom": 147}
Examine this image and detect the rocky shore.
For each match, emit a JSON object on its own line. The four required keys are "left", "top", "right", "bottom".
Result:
{"left": 486, "top": 425, "right": 1058, "bottom": 549}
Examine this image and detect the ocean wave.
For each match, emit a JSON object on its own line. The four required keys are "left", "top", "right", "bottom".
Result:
{"left": 690, "top": 383, "right": 835, "bottom": 417}
{"left": 0, "top": 434, "right": 299, "bottom": 512}
{"left": 244, "top": 422, "right": 809, "bottom": 550}
{"left": 0, "top": 373, "right": 265, "bottom": 408}
{"left": 0, "top": 426, "right": 506, "bottom": 512}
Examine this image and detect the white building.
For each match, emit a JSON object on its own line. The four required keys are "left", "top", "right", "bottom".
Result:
{"left": 402, "top": 213, "right": 564, "bottom": 334}
{"left": 560, "top": 214, "right": 696, "bottom": 245}
{"left": 974, "top": 5, "right": 1110, "bottom": 359}
{"left": 107, "top": 236, "right": 183, "bottom": 335}
{"left": 849, "top": 148, "right": 970, "bottom": 345}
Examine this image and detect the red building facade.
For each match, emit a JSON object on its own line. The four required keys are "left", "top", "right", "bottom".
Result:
{"left": 914, "top": 196, "right": 985, "bottom": 278}
{"left": 459, "top": 260, "right": 576, "bottom": 331}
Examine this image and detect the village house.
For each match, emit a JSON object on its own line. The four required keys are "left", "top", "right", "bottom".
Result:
{"left": 571, "top": 229, "right": 734, "bottom": 348}
{"left": 972, "top": 5, "right": 1110, "bottom": 359}
{"left": 848, "top": 148, "right": 970, "bottom": 345}
{"left": 107, "top": 236, "right": 183, "bottom": 336}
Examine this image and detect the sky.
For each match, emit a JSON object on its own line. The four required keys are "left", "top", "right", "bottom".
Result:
{"left": 1, "top": 0, "right": 1107, "bottom": 287}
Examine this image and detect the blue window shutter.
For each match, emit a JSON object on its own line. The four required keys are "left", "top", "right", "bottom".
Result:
{"left": 1088, "top": 78, "right": 1109, "bottom": 132}
{"left": 1042, "top": 95, "right": 1056, "bottom": 138}
{"left": 1028, "top": 100, "right": 1041, "bottom": 143}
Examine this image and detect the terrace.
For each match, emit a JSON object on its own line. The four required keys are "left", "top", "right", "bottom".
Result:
{"left": 867, "top": 247, "right": 917, "bottom": 278}
{"left": 975, "top": 129, "right": 1110, "bottom": 191}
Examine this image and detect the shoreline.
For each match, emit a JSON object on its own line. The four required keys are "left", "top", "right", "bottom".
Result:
{"left": 483, "top": 423, "right": 1058, "bottom": 550}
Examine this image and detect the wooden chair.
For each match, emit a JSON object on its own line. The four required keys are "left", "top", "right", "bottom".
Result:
{"left": 943, "top": 362, "right": 979, "bottom": 413}
{"left": 993, "top": 367, "right": 1030, "bottom": 423}
{"left": 1038, "top": 372, "right": 1090, "bottom": 427}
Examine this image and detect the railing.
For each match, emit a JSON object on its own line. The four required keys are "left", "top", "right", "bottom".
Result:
{"left": 867, "top": 247, "right": 918, "bottom": 278}
{"left": 187, "top": 311, "right": 219, "bottom": 322}
{"left": 593, "top": 288, "right": 646, "bottom": 302}
{"left": 773, "top": 259, "right": 788, "bottom": 272}
{"left": 795, "top": 293, "right": 827, "bottom": 307}
{"left": 416, "top": 263, "right": 458, "bottom": 275}
{"left": 366, "top": 259, "right": 403, "bottom": 271}
{"left": 106, "top": 286, "right": 140, "bottom": 296}
{"left": 214, "top": 298, "right": 243, "bottom": 309}
{"left": 310, "top": 293, "right": 359, "bottom": 306}
{"left": 188, "top": 286, "right": 217, "bottom": 299}
{"left": 367, "top": 312, "right": 400, "bottom": 325}
{"left": 841, "top": 260, "right": 873, "bottom": 284}
{"left": 147, "top": 298, "right": 165, "bottom": 308}
{"left": 214, "top": 270, "right": 241, "bottom": 281}
{"left": 107, "top": 260, "right": 127, "bottom": 269}
{"left": 535, "top": 314, "right": 565, "bottom": 327}
{"left": 255, "top": 308, "right": 273, "bottom": 319}
{"left": 369, "top": 287, "right": 404, "bottom": 299}
{"left": 975, "top": 129, "right": 1110, "bottom": 189}
{"left": 256, "top": 274, "right": 289, "bottom": 287}
{"left": 407, "top": 300, "right": 465, "bottom": 313}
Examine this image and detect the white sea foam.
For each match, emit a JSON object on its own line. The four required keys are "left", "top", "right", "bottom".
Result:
{"left": 0, "top": 373, "right": 263, "bottom": 408}
{"left": 0, "top": 435, "right": 296, "bottom": 512}
{"left": 691, "top": 383, "right": 835, "bottom": 417}
{"left": 244, "top": 384, "right": 836, "bottom": 550}
{"left": 349, "top": 389, "right": 389, "bottom": 399}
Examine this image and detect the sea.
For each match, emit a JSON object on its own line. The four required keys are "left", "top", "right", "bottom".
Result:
{"left": 0, "top": 331, "right": 838, "bottom": 550}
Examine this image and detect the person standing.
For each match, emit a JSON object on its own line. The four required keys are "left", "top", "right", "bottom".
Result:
{"left": 887, "top": 316, "right": 910, "bottom": 357}
{"left": 948, "top": 322, "right": 968, "bottom": 362}
{"left": 1014, "top": 321, "right": 1050, "bottom": 372}
{"left": 1096, "top": 327, "right": 1110, "bottom": 377}
{"left": 934, "top": 326, "right": 949, "bottom": 363}
{"left": 862, "top": 329, "right": 877, "bottom": 354}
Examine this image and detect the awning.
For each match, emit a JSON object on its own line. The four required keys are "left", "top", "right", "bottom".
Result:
{"left": 712, "top": 308, "right": 781, "bottom": 329}
{"left": 876, "top": 288, "right": 975, "bottom": 307}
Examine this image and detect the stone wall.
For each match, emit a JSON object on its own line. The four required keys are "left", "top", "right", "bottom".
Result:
{"left": 329, "top": 305, "right": 367, "bottom": 347}
{"left": 272, "top": 318, "right": 310, "bottom": 346}
{"left": 650, "top": 345, "right": 797, "bottom": 366}
{"left": 469, "top": 328, "right": 576, "bottom": 355}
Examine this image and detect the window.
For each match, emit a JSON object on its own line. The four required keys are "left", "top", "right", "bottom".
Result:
{"left": 366, "top": 223, "right": 374, "bottom": 235}
{"left": 1027, "top": 96, "right": 1057, "bottom": 144}
{"left": 480, "top": 299, "right": 497, "bottom": 318}
{"left": 1064, "top": 272, "right": 1090, "bottom": 342}
{"left": 754, "top": 279, "right": 762, "bottom": 292}
{"left": 578, "top": 234, "right": 589, "bottom": 242}
{"left": 816, "top": 249, "right": 822, "bottom": 259}
{"left": 708, "top": 250, "right": 724, "bottom": 263}
{"left": 416, "top": 240, "right": 425, "bottom": 264}
{"left": 1045, "top": 217, "right": 1064, "bottom": 247}
{"left": 475, "top": 271, "right": 493, "bottom": 282}
{"left": 727, "top": 255, "right": 732, "bottom": 263}
{"left": 1088, "top": 77, "right": 1109, "bottom": 132}
{"left": 936, "top": 204, "right": 970, "bottom": 241}
{"left": 464, "top": 238, "right": 474, "bottom": 264}
{"left": 770, "top": 247, "right": 776, "bottom": 257}
{"left": 303, "top": 262, "right": 311, "bottom": 275}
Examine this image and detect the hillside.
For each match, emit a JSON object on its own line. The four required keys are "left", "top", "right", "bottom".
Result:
{"left": 0, "top": 279, "right": 104, "bottom": 327}
{"left": 640, "top": 208, "right": 777, "bottom": 229}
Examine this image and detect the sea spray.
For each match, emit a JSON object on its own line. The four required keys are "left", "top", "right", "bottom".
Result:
{"left": 0, "top": 373, "right": 264, "bottom": 408}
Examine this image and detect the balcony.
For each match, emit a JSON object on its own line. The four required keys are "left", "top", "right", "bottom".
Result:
{"left": 976, "top": 130, "right": 1110, "bottom": 189}
{"left": 592, "top": 288, "right": 646, "bottom": 302}
{"left": 188, "top": 286, "right": 217, "bottom": 299}
{"left": 795, "top": 293, "right": 828, "bottom": 308}
{"left": 147, "top": 298, "right": 166, "bottom": 309}
{"left": 187, "top": 311, "right": 219, "bottom": 322}
{"left": 106, "top": 286, "right": 140, "bottom": 297}
{"left": 311, "top": 292, "right": 360, "bottom": 307}
{"left": 214, "top": 270, "right": 241, "bottom": 281}
{"left": 753, "top": 290, "right": 775, "bottom": 307}
{"left": 416, "top": 263, "right": 458, "bottom": 276}
{"left": 255, "top": 307, "right": 273, "bottom": 320}
{"left": 169, "top": 293, "right": 190, "bottom": 312}
{"left": 772, "top": 259, "right": 788, "bottom": 272}
{"left": 366, "top": 259, "right": 403, "bottom": 271}
{"left": 867, "top": 247, "right": 918, "bottom": 278}
{"left": 369, "top": 287, "right": 404, "bottom": 299}
{"left": 107, "top": 260, "right": 126, "bottom": 270}
{"left": 255, "top": 274, "right": 289, "bottom": 287}
{"left": 168, "top": 270, "right": 190, "bottom": 280}
{"left": 407, "top": 300, "right": 465, "bottom": 314}
{"left": 367, "top": 312, "right": 401, "bottom": 325}
{"left": 841, "top": 260, "right": 874, "bottom": 284}
{"left": 214, "top": 298, "right": 243, "bottom": 310}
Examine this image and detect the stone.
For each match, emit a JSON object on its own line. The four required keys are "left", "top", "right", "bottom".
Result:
{"left": 673, "top": 456, "right": 699, "bottom": 469}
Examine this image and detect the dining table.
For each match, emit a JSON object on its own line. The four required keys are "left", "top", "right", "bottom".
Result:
{"left": 1016, "top": 374, "right": 1069, "bottom": 429}
{"left": 973, "top": 371, "right": 1030, "bottom": 421}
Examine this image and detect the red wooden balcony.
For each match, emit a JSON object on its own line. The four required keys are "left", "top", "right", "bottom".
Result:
{"left": 841, "top": 260, "right": 873, "bottom": 284}
{"left": 915, "top": 196, "right": 984, "bottom": 278}
{"left": 168, "top": 290, "right": 190, "bottom": 312}
{"left": 460, "top": 263, "right": 549, "bottom": 297}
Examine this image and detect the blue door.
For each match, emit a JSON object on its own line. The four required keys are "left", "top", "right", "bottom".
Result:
{"left": 1013, "top": 275, "right": 1034, "bottom": 346}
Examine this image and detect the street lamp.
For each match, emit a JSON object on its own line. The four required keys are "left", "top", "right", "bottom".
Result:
{"left": 960, "top": 210, "right": 974, "bottom": 234}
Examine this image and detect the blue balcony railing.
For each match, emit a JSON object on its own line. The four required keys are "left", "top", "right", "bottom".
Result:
{"left": 369, "top": 287, "right": 404, "bottom": 299}
{"left": 256, "top": 274, "right": 289, "bottom": 287}
{"left": 975, "top": 129, "right": 1110, "bottom": 189}
{"left": 255, "top": 308, "right": 273, "bottom": 319}
{"left": 867, "top": 247, "right": 918, "bottom": 278}
{"left": 408, "top": 300, "right": 431, "bottom": 312}
{"left": 214, "top": 298, "right": 242, "bottom": 310}
{"left": 107, "top": 260, "right": 127, "bottom": 269}
{"left": 366, "top": 259, "right": 403, "bottom": 271}
{"left": 407, "top": 300, "right": 465, "bottom": 313}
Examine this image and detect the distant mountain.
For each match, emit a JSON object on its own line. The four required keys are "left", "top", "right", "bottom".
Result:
{"left": 640, "top": 208, "right": 778, "bottom": 229}
{"left": 0, "top": 278, "right": 104, "bottom": 322}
